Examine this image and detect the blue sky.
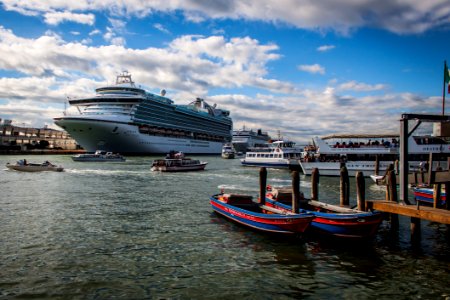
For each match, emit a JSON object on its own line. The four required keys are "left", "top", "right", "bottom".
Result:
{"left": 1, "top": 1, "right": 450, "bottom": 142}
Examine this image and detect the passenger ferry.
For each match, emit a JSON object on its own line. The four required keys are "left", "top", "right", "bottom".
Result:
{"left": 232, "top": 127, "right": 271, "bottom": 153}
{"left": 240, "top": 140, "right": 303, "bottom": 169}
{"left": 54, "top": 72, "right": 233, "bottom": 154}
{"left": 300, "top": 134, "right": 450, "bottom": 176}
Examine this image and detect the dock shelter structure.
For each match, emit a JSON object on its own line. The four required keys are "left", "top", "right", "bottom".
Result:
{"left": 367, "top": 113, "right": 450, "bottom": 240}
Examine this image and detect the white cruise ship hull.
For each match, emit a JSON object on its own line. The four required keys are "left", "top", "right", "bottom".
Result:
{"left": 54, "top": 118, "right": 222, "bottom": 154}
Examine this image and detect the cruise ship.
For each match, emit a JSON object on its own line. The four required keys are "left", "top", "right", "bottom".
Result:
{"left": 231, "top": 127, "right": 271, "bottom": 153}
{"left": 54, "top": 72, "right": 233, "bottom": 154}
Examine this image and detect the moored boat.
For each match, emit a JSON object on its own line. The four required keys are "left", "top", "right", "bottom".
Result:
{"left": 6, "top": 160, "right": 64, "bottom": 172}
{"left": 210, "top": 193, "right": 314, "bottom": 234}
{"left": 413, "top": 186, "right": 446, "bottom": 206}
{"left": 151, "top": 151, "right": 207, "bottom": 172}
{"left": 72, "top": 150, "right": 126, "bottom": 162}
{"left": 300, "top": 134, "right": 450, "bottom": 176}
{"left": 265, "top": 187, "right": 383, "bottom": 239}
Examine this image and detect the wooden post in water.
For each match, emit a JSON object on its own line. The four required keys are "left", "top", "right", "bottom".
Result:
{"left": 259, "top": 167, "right": 267, "bottom": 205}
{"left": 311, "top": 168, "right": 319, "bottom": 200}
{"left": 291, "top": 170, "right": 300, "bottom": 213}
{"left": 433, "top": 183, "right": 442, "bottom": 209}
{"left": 356, "top": 171, "right": 366, "bottom": 211}
{"left": 445, "top": 182, "right": 450, "bottom": 211}
{"left": 387, "top": 169, "right": 399, "bottom": 230}
{"left": 340, "top": 166, "right": 350, "bottom": 207}
{"left": 374, "top": 155, "right": 379, "bottom": 176}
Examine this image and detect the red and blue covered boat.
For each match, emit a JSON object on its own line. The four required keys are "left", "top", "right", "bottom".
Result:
{"left": 413, "top": 187, "right": 446, "bottom": 206}
{"left": 210, "top": 193, "right": 314, "bottom": 234}
{"left": 265, "top": 187, "right": 383, "bottom": 239}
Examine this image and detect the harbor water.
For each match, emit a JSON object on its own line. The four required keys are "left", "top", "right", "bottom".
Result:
{"left": 1, "top": 155, "right": 449, "bottom": 299}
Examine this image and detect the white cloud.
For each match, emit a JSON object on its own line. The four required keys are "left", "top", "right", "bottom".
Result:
{"left": 154, "top": 23, "right": 171, "bottom": 34}
{"left": 298, "top": 64, "right": 325, "bottom": 75}
{"left": 338, "top": 80, "right": 388, "bottom": 92}
{"left": 2, "top": 0, "right": 450, "bottom": 34}
{"left": 317, "top": 45, "right": 335, "bottom": 52}
{"left": 44, "top": 11, "right": 95, "bottom": 26}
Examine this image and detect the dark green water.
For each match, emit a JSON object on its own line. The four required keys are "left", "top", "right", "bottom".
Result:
{"left": 1, "top": 155, "right": 449, "bottom": 299}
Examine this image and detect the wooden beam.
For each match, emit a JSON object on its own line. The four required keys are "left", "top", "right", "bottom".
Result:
{"left": 367, "top": 200, "right": 450, "bottom": 224}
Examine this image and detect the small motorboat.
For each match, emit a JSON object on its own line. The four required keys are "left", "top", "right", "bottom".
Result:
{"left": 210, "top": 193, "right": 314, "bottom": 234}
{"left": 265, "top": 186, "right": 383, "bottom": 239}
{"left": 72, "top": 150, "right": 126, "bottom": 162}
{"left": 6, "top": 160, "right": 64, "bottom": 172}
{"left": 151, "top": 151, "right": 207, "bottom": 172}
{"left": 221, "top": 144, "right": 236, "bottom": 159}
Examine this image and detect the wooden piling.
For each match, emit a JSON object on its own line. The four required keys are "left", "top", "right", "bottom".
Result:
{"left": 433, "top": 183, "right": 442, "bottom": 209}
{"left": 311, "top": 168, "right": 319, "bottom": 200}
{"left": 259, "top": 167, "right": 267, "bottom": 205}
{"left": 340, "top": 166, "right": 350, "bottom": 207}
{"left": 411, "top": 217, "right": 421, "bottom": 242}
{"left": 356, "top": 171, "right": 366, "bottom": 211}
{"left": 291, "top": 170, "right": 300, "bottom": 213}
{"left": 387, "top": 169, "right": 399, "bottom": 230}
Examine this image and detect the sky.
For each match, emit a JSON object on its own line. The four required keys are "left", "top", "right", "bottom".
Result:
{"left": 1, "top": 0, "right": 450, "bottom": 143}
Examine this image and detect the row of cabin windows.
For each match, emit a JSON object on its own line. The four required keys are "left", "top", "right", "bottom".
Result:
{"left": 246, "top": 153, "right": 287, "bottom": 158}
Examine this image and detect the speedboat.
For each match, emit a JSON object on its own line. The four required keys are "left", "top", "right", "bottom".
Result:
{"left": 6, "top": 160, "right": 64, "bottom": 172}
{"left": 72, "top": 150, "right": 126, "bottom": 162}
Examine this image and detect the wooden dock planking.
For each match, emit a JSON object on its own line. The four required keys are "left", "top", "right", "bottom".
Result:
{"left": 366, "top": 200, "right": 450, "bottom": 224}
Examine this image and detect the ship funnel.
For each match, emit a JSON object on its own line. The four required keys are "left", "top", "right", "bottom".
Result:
{"left": 160, "top": 89, "right": 166, "bottom": 96}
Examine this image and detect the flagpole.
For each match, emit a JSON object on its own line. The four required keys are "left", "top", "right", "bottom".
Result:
{"left": 443, "top": 60, "right": 447, "bottom": 116}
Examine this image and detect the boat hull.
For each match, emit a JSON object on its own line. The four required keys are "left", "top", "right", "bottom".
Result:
{"left": 54, "top": 117, "right": 223, "bottom": 154}
{"left": 151, "top": 162, "right": 207, "bottom": 172}
{"left": 240, "top": 159, "right": 299, "bottom": 169}
{"left": 413, "top": 187, "right": 446, "bottom": 206}
{"left": 265, "top": 198, "right": 383, "bottom": 239}
{"left": 210, "top": 195, "right": 313, "bottom": 234}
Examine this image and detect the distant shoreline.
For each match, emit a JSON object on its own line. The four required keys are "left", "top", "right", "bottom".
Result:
{"left": 0, "top": 149, "right": 86, "bottom": 155}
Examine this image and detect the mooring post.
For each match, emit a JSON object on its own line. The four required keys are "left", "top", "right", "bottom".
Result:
{"left": 356, "top": 171, "right": 366, "bottom": 211}
{"left": 340, "top": 166, "right": 350, "bottom": 207}
{"left": 311, "top": 168, "right": 319, "bottom": 200}
{"left": 433, "top": 183, "right": 442, "bottom": 209}
{"left": 292, "top": 170, "right": 300, "bottom": 213}
{"left": 259, "top": 167, "right": 267, "bottom": 205}
{"left": 445, "top": 182, "right": 450, "bottom": 211}
{"left": 387, "top": 169, "right": 399, "bottom": 230}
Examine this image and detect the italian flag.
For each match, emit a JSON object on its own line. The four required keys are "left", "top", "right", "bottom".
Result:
{"left": 445, "top": 61, "right": 450, "bottom": 93}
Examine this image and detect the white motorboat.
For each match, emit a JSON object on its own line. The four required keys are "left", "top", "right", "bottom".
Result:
{"left": 72, "top": 150, "right": 126, "bottom": 162}
{"left": 221, "top": 144, "right": 236, "bottom": 159}
{"left": 6, "top": 160, "right": 64, "bottom": 172}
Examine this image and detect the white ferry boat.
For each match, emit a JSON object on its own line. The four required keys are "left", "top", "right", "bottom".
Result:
{"left": 300, "top": 134, "right": 450, "bottom": 176}
{"left": 232, "top": 127, "right": 271, "bottom": 153}
{"left": 240, "top": 140, "right": 303, "bottom": 169}
{"left": 54, "top": 72, "right": 232, "bottom": 154}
